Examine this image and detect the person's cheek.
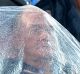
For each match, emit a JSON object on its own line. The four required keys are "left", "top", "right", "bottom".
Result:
{"left": 24, "top": 35, "right": 38, "bottom": 57}
{"left": 25, "top": 36, "right": 37, "bottom": 49}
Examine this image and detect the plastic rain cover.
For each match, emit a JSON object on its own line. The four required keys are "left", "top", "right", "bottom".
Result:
{"left": 0, "top": 5, "right": 80, "bottom": 74}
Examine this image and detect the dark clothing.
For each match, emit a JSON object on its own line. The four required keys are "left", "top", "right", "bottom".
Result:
{"left": 0, "top": 0, "right": 80, "bottom": 41}
{"left": 21, "top": 63, "right": 40, "bottom": 74}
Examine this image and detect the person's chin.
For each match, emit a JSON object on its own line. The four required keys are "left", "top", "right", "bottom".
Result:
{"left": 32, "top": 56, "right": 51, "bottom": 69}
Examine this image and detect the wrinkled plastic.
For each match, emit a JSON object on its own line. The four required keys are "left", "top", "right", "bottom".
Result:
{"left": 0, "top": 5, "right": 80, "bottom": 74}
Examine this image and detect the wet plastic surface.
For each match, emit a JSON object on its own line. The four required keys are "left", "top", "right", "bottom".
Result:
{"left": 0, "top": 5, "right": 80, "bottom": 74}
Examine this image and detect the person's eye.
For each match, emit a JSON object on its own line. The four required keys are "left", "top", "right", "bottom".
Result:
{"left": 33, "top": 29, "right": 42, "bottom": 35}
{"left": 33, "top": 27, "right": 40, "bottom": 32}
{"left": 31, "top": 27, "right": 42, "bottom": 34}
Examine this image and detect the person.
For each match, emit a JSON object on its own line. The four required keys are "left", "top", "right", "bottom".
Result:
{"left": 18, "top": 7, "right": 54, "bottom": 74}
{"left": 0, "top": 5, "right": 80, "bottom": 74}
{"left": 0, "top": 5, "right": 54, "bottom": 74}
{"left": 14, "top": 5, "right": 80, "bottom": 74}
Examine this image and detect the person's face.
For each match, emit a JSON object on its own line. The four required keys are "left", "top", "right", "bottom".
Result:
{"left": 21, "top": 12, "right": 52, "bottom": 69}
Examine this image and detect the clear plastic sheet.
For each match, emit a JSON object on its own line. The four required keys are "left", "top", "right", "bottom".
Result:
{"left": 0, "top": 5, "right": 80, "bottom": 74}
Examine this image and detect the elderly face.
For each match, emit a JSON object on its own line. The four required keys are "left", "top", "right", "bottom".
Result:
{"left": 20, "top": 11, "right": 52, "bottom": 70}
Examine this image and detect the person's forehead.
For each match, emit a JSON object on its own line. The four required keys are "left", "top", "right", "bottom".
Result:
{"left": 29, "top": 23, "right": 47, "bottom": 29}
{"left": 20, "top": 12, "right": 46, "bottom": 28}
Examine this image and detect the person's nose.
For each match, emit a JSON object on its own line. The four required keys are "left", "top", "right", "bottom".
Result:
{"left": 39, "top": 31, "right": 49, "bottom": 42}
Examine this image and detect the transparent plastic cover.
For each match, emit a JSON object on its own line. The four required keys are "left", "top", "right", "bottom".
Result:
{"left": 0, "top": 5, "right": 80, "bottom": 74}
